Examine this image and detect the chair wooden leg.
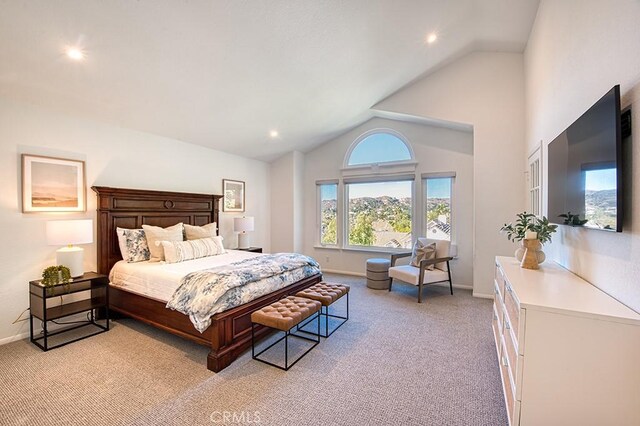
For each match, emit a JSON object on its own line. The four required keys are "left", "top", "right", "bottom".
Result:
{"left": 418, "top": 282, "right": 422, "bottom": 303}
{"left": 388, "top": 278, "right": 393, "bottom": 292}
{"left": 447, "top": 262, "right": 453, "bottom": 295}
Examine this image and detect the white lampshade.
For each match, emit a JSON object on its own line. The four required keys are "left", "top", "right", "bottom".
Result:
{"left": 46, "top": 220, "right": 93, "bottom": 278}
{"left": 233, "top": 217, "right": 255, "bottom": 233}
{"left": 46, "top": 219, "right": 93, "bottom": 246}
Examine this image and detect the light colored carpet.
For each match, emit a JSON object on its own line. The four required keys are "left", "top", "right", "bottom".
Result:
{"left": 0, "top": 274, "right": 507, "bottom": 425}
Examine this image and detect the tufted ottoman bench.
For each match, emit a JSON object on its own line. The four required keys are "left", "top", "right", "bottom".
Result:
{"left": 251, "top": 296, "right": 321, "bottom": 370}
{"left": 295, "top": 282, "right": 350, "bottom": 338}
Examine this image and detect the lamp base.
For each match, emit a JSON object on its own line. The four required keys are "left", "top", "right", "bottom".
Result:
{"left": 238, "top": 233, "right": 250, "bottom": 249}
{"left": 56, "top": 246, "right": 84, "bottom": 278}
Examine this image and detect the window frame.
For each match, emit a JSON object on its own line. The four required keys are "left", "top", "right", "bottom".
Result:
{"left": 343, "top": 175, "right": 415, "bottom": 251}
{"left": 316, "top": 180, "right": 339, "bottom": 247}
{"left": 422, "top": 172, "right": 456, "bottom": 244}
{"left": 343, "top": 128, "right": 416, "bottom": 170}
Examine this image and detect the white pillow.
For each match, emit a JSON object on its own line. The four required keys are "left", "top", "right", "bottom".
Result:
{"left": 184, "top": 223, "right": 217, "bottom": 240}
{"left": 116, "top": 228, "right": 150, "bottom": 263}
{"left": 142, "top": 223, "right": 184, "bottom": 262}
{"left": 160, "top": 236, "right": 225, "bottom": 264}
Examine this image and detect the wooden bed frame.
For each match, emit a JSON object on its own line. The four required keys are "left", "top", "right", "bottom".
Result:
{"left": 92, "top": 186, "right": 321, "bottom": 372}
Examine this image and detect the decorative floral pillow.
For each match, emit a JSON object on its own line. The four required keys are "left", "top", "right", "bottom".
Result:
{"left": 116, "top": 228, "right": 150, "bottom": 263}
{"left": 410, "top": 240, "right": 437, "bottom": 269}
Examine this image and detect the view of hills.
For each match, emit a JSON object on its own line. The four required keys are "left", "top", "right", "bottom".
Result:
{"left": 320, "top": 196, "right": 451, "bottom": 246}
{"left": 585, "top": 189, "right": 617, "bottom": 228}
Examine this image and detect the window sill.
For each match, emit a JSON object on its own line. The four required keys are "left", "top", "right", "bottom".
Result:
{"left": 312, "top": 245, "right": 409, "bottom": 254}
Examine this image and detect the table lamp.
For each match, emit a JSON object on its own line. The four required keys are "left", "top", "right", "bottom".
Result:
{"left": 234, "top": 216, "right": 254, "bottom": 249}
{"left": 46, "top": 219, "right": 93, "bottom": 277}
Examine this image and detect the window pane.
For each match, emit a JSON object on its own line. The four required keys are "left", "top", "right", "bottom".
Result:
{"left": 319, "top": 184, "right": 337, "bottom": 245}
{"left": 347, "top": 181, "right": 412, "bottom": 248}
{"left": 425, "top": 178, "right": 452, "bottom": 241}
{"left": 348, "top": 133, "right": 411, "bottom": 166}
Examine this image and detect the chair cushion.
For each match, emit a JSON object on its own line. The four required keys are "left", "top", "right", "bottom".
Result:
{"left": 389, "top": 265, "right": 449, "bottom": 286}
{"left": 410, "top": 240, "right": 437, "bottom": 269}
{"left": 416, "top": 238, "right": 450, "bottom": 271}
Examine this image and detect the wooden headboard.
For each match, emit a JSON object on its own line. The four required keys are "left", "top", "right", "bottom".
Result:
{"left": 92, "top": 186, "right": 222, "bottom": 275}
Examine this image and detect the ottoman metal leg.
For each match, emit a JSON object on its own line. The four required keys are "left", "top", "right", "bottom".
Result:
{"left": 298, "top": 292, "right": 349, "bottom": 338}
{"left": 251, "top": 315, "right": 321, "bottom": 371}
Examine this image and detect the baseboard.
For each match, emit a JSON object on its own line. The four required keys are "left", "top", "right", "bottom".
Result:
{"left": 473, "top": 291, "right": 494, "bottom": 299}
{"left": 0, "top": 332, "right": 29, "bottom": 346}
{"left": 322, "top": 269, "right": 473, "bottom": 291}
{"left": 322, "top": 269, "right": 366, "bottom": 277}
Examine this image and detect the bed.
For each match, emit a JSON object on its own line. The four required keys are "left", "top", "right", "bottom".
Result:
{"left": 92, "top": 186, "right": 322, "bottom": 372}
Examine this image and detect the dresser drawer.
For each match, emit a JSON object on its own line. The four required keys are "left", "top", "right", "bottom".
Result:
{"left": 495, "top": 264, "right": 506, "bottom": 301}
{"left": 503, "top": 280, "right": 520, "bottom": 340}
{"left": 500, "top": 338, "right": 517, "bottom": 425}
{"left": 492, "top": 301, "right": 502, "bottom": 353}
{"left": 503, "top": 315, "right": 518, "bottom": 382}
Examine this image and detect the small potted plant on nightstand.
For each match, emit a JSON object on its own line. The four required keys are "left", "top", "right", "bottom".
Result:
{"left": 41, "top": 265, "right": 72, "bottom": 296}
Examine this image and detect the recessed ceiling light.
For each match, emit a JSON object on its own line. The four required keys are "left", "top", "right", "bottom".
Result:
{"left": 65, "top": 47, "right": 85, "bottom": 61}
{"left": 269, "top": 130, "right": 279, "bottom": 138}
{"left": 426, "top": 33, "right": 437, "bottom": 44}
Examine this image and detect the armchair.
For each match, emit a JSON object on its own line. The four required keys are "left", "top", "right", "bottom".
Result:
{"left": 388, "top": 238, "right": 454, "bottom": 303}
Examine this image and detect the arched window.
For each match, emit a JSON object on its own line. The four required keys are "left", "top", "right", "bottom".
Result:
{"left": 345, "top": 130, "right": 413, "bottom": 167}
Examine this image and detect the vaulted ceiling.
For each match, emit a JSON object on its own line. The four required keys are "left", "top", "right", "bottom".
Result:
{"left": 0, "top": 0, "right": 539, "bottom": 161}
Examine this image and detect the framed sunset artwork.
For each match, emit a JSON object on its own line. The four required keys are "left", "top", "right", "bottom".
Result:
{"left": 22, "top": 154, "right": 86, "bottom": 212}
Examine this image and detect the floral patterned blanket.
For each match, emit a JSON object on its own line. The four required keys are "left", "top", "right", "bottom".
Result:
{"left": 166, "top": 253, "right": 321, "bottom": 333}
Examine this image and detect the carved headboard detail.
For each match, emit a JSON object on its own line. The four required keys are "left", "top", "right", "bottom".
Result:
{"left": 92, "top": 186, "right": 222, "bottom": 275}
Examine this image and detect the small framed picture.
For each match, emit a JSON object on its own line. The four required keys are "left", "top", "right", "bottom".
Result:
{"left": 222, "top": 179, "right": 245, "bottom": 212}
{"left": 22, "top": 154, "right": 86, "bottom": 213}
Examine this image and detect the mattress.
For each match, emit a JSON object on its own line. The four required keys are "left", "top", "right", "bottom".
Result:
{"left": 109, "top": 249, "right": 262, "bottom": 302}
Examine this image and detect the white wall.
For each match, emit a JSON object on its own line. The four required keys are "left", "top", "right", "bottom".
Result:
{"left": 374, "top": 52, "right": 527, "bottom": 297}
{"left": 525, "top": 0, "right": 640, "bottom": 312}
{"left": 270, "top": 150, "right": 304, "bottom": 253}
{"left": 0, "top": 97, "right": 270, "bottom": 344}
{"left": 303, "top": 117, "right": 474, "bottom": 287}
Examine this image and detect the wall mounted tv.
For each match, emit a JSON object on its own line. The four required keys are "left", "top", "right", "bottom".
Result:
{"left": 547, "top": 85, "right": 622, "bottom": 232}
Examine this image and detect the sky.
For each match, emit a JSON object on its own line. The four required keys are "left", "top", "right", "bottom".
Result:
{"left": 348, "top": 133, "right": 411, "bottom": 165}
{"left": 584, "top": 168, "right": 616, "bottom": 191}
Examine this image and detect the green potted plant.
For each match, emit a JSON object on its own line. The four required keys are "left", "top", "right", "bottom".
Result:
{"left": 500, "top": 212, "right": 558, "bottom": 263}
{"left": 41, "top": 265, "right": 72, "bottom": 296}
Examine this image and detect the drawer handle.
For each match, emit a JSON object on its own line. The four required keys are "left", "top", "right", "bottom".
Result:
{"left": 502, "top": 356, "right": 508, "bottom": 367}
{"left": 493, "top": 313, "right": 498, "bottom": 320}
{"left": 505, "top": 320, "right": 511, "bottom": 330}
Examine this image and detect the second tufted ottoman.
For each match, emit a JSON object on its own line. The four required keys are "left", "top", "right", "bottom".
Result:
{"left": 251, "top": 296, "right": 321, "bottom": 370}
{"left": 295, "top": 282, "right": 350, "bottom": 338}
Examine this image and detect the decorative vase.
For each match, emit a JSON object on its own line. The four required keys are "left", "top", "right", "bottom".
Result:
{"left": 520, "top": 239, "right": 545, "bottom": 270}
{"left": 515, "top": 239, "right": 545, "bottom": 265}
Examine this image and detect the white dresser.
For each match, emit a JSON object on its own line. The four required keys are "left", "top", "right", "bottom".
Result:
{"left": 493, "top": 256, "right": 640, "bottom": 425}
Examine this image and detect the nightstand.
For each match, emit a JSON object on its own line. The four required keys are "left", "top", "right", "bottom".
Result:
{"left": 29, "top": 272, "right": 109, "bottom": 351}
{"left": 237, "top": 247, "right": 263, "bottom": 253}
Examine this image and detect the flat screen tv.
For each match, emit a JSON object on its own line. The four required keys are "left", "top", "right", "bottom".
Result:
{"left": 547, "top": 85, "right": 622, "bottom": 232}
